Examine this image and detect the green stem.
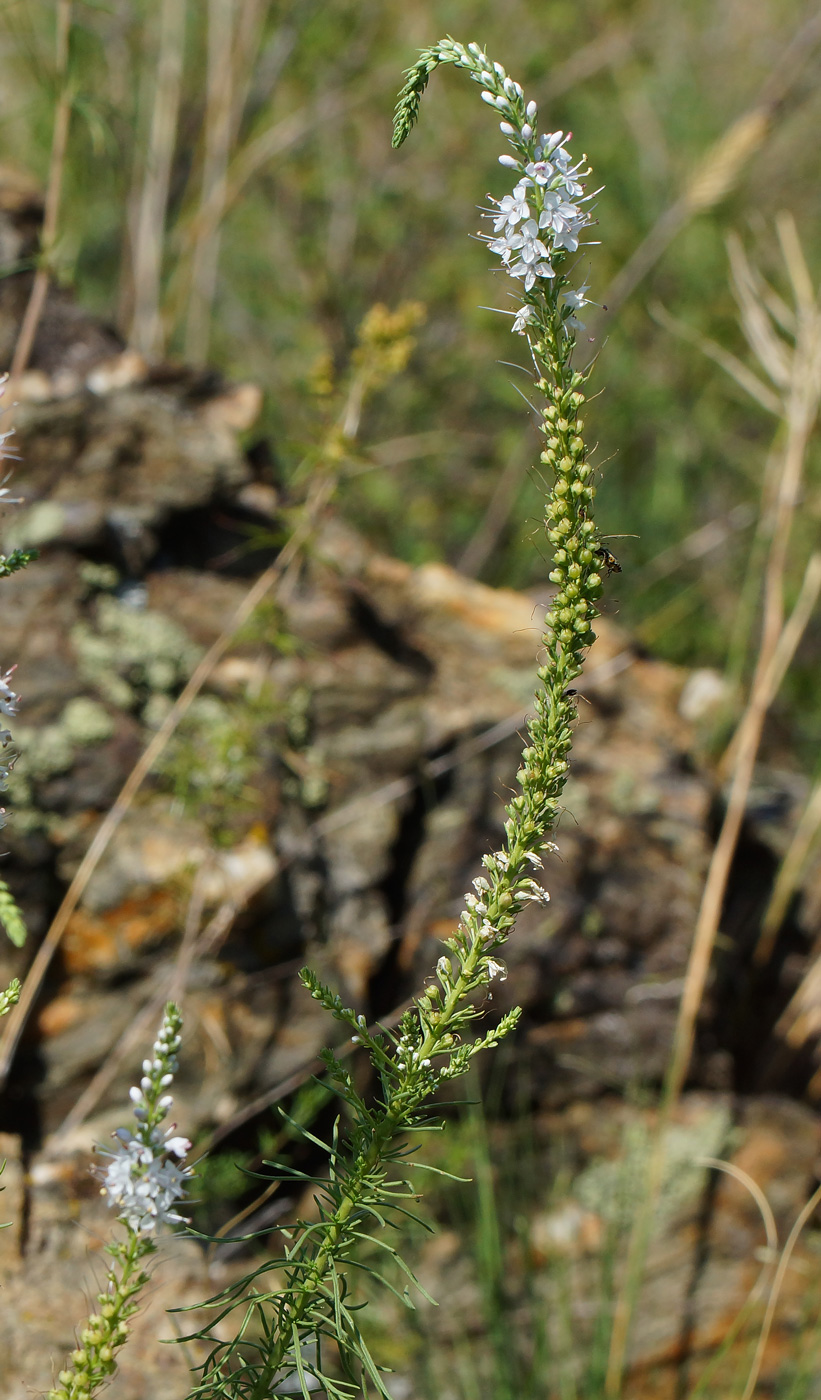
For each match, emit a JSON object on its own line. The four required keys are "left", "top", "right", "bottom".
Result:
{"left": 50, "top": 1230, "right": 155, "bottom": 1400}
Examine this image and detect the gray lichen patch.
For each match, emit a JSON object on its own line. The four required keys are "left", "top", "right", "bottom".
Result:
{"left": 71, "top": 594, "right": 203, "bottom": 711}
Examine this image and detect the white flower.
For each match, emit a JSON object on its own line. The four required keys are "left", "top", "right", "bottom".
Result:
{"left": 524, "top": 159, "right": 556, "bottom": 188}
{"left": 537, "top": 131, "right": 567, "bottom": 160}
{"left": 489, "top": 229, "right": 523, "bottom": 265}
{"left": 0, "top": 669, "right": 19, "bottom": 721}
{"left": 492, "top": 184, "right": 530, "bottom": 230}
{"left": 0, "top": 476, "right": 21, "bottom": 506}
{"left": 564, "top": 282, "right": 590, "bottom": 312}
{"left": 512, "top": 304, "right": 535, "bottom": 335}
{"left": 563, "top": 281, "right": 592, "bottom": 330}
{"left": 485, "top": 958, "right": 507, "bottom": 982}
{"left": 519, "top": 881, "right": 551, "bottom": 906}
{"left": 516, "top": 220, "right": 550, "bottom": 264}
{"left": 509, "top": 258, "right": 555, "bottom": 291}
{"left": 539, "top": 194, "right": 582, "bottom": 235}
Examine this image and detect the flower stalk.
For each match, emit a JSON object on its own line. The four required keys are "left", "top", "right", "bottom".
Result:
{"left": 49, "top": 1004, "right": 192, "bottom": 1400}
{"left": 182, "top": 40, "right": 608, "bottom": 1400}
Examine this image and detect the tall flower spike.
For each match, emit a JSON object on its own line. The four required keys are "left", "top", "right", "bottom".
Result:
{"left": 168, "top": 48, "right": 608, "bottom": 1400}
{"left": 394, "top": 40, "right": 605, "bottom": 997}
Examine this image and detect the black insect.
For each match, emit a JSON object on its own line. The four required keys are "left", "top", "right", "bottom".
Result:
{"left": 595, "top": 545, "right": 622, "bottom": 575}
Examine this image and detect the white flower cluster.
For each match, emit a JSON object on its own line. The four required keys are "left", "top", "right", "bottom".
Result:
{"left": 396, "top": 1044, "right": 433, "bottom": 1073}
{"left": 100, "top": 1126, "right": 192, "bottom": 1234}
{"left": 466, "top": 49, "right": 595, "bottom": 329}
{"left": 484, "top": 132, "right": 592, "bottom": 291}
{"left": 98, "top": 1006, "right": 193, "bottom": 1234}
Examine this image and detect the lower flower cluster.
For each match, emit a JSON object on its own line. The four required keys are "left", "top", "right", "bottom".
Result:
{"left": 99, "top": 1125, "right": 192, "bottom": 1233}
{"left": 98, "top": 1003, "right": 193, "bottom": 1231}
{"left": 50, "top": 1006, "right": 192, "bottom": 1400}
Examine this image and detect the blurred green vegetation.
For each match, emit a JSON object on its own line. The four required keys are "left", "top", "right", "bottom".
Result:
{"left": 1, "top": 0, "right": 820, "bottom": 762}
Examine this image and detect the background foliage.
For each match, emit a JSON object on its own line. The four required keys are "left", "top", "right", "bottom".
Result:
{"left": 1, "top": 0, "right": 820, "bottom": 768}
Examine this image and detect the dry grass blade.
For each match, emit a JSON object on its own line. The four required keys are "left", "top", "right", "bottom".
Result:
{"left": 698, "top": 1156, "right": 778, "bottom": 1255}
{"left": 595, "top": 8, "right": 821, "bottom": 321}
{"left": 649, "top": 301, "right": 782, "bottom": 416}
{"left": 128, "top": 0, "right": 187, "bottom": 356}
{"left": 0, "top": 319, "right": 400, "bottom": 1091}
{"left": 457, "top": 436, "right": 534, "bottom": 578}
{"left": 184, "top": 0, "right": 236, "bottom": 363}
{"left": 727, "top": 233, "right": 792, "bottom": 391}
{"left": 667, "top": 452, "right": 821, "bottom": 1114}
{"left": 8, "top": 0, "right": 72, "bottom": 398}
{"left": 777, "top": 210, "right": 815, "bottom": 315}
{"left": 687, "top": 1159, "right": 778, "bottom": 1398}
{"left": 542, "top": 24, "right": 632, "bottom": 99}
{"left": 163, "top": 85, "right": 350, "bottom": 340}
{"left": 758, "top": 775, "right": 821, "bottom": 967}
{"left": 775, "top": 942, "right": 821, "bottom": 1054}
{"left": 228, "top": 0, "right": 269, "bottom": 141}
{"left": 741, "top": 1181, "right": 821, "bottom": 1400}
{"left": 0, "top": 482, "right": 331, "bottom": 1092}
{"left": 53, "top": 892, "right": 236, "bottom": 1143}
{"left": 605, "top": 225, "right": 821, "bottom": 1399}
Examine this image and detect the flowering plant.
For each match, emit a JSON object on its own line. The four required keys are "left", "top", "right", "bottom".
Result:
{"left": 168, "top": 39, "right": 608, "bottom": 1400}
{"left": 49, "top": 1004, "right": 193, "bottom": 1400}
{"left": 7, "top": 39, "right": 611, "bottom": 1400}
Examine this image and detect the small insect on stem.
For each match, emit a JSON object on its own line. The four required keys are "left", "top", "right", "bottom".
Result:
{"left": 595, "top": 545, "right": 622, "bottom": 575}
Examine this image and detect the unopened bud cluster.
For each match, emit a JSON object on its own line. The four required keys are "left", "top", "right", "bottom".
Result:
{"left": 48, "top": 1245, "right": 152, "bottom": 1400}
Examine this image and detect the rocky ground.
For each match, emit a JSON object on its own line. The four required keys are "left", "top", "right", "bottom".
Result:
{"left": 0, "top": 187, "right": 819, "bottom": 1396}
